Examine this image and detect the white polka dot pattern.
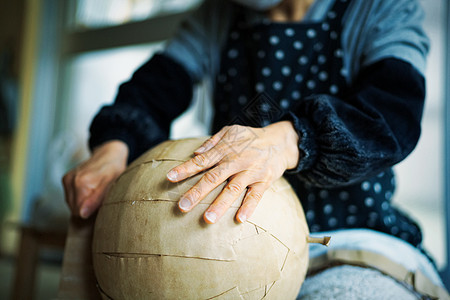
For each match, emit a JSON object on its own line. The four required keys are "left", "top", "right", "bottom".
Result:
{"left": 293, "top": 41, "right": 303, "bottom": 50}
{"left": 269, "top": 35, "right": 279, "bottom": 45}
{"left": 261, "top": 67, "right": 271, "bottom": 77}
{"left": 280, "top": 99, "right": 290, "bottom": 109}
{"left": 285, "top": 28, "right": 295, "bottom": 37}
{"left": 255, "top": 82, "right": 264, "bottom": 93}
{"left": 281, "top": 66, "right": 291, "bottom": 76}
{"left": 292, "top": 91, "right": 301, "bottom": 100}
{"left": 228, "top": 49, "right": 238, "bottom": 59}
{"left": 275, "top": 50, "right": 284, "bottom": 60}
{"left": 307, "top": 29, "right": 317, "bottom": 38}
{"left": 293, "top": 168, "right": 422, "bottom": 246}
{"left": 213, "top": 0, "right": 423, "bottom": 247}
{"left": 273, "top": 81, "right": 283, "bottom": 91}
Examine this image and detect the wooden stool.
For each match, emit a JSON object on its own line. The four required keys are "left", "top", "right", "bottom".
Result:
{"left": 12, "top": 225, "right": 66, "bottom": 300}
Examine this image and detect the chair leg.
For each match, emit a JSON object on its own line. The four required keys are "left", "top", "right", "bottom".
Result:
{"left": 12, "top": 227, "right": 39, "bottom": 300}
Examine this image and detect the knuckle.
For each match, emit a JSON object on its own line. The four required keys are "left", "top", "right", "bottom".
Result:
{"left": 228, "top": 124, "right": 242, "bottom": 134}
{"left": 206, "top": 141, "right": 217, "bottom": 151}
{"left": 201, "top": 142, "right": 211, "bottom": 150}
{"left": 225, "top": 182, "right": 243, "bottom": 195}
{"left": 192, "top": 154, "right": 208, "bottom": 168}
{"left": 73, "top": 173, "right": 91, "bottom": 188}
{"left": 249, "top": 190, "right": 264, "bottom": 202}
{"left": 204, "top": 138, "right": 215, "bottom": 147}
{"left": 203, "top": 170, "right": 221, "bottom": 185}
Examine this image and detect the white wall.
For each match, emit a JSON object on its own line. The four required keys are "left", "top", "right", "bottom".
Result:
{"left": 395, "top": 0, "right": 447, "bottom": 268}
{"left": 61, "top": 43, "right": 163, "bottom": 158}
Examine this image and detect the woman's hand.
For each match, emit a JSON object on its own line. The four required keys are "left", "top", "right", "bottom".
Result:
{"left": 62, "top": 140, "right": 128, "bottom": 219}
{"left": 167, "top": 121, "right": 299, "bottom": 224}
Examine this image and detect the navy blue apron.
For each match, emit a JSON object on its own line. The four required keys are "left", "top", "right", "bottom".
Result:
{"left": 212, "top": 0, "right": 423, "bottom": 248}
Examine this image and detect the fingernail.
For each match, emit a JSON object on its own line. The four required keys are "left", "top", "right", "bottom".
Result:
{"left": 237, "top": 213, "right": 247, "bottom": 223}
{"left": 195, "top": 146, "right": 205, "bottom": 154}
{"left": 167, "top": 170, "right": 178, "bottom": 181}
{"left": 204, "top": 211, "right": 217, "bottom": 223}
{"left": 178, "top": 197, "right": 191, "bottom": 211}
{"left": 80, "top": 207, "right": 90, "bottom": 219}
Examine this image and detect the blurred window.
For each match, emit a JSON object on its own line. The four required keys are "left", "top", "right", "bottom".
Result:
{"left": 68, "top": 0, "right": 202, "bottom": 29}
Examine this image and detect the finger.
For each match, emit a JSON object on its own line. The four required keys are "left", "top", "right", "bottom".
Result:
{"left": 73, "top": 176, "right": 96, "bottom": 218}
{"left": 167, "top": 146, "right": 225, "bottom": 182}
{"left": 63, "top": 170, "right": 96, "bottom": 218}
{"left": 203, "top": 174, "right": 249, "bottom": 224}
{"left": 78, "top": 183, "right": 109, "bottom": 219}
{"left": 77, "top": 188, "right": 96, "bottom": 218}
{"left": 62, "top": 172, "right": 77, "bottom": 215}
{"left": 178, "top": 162, "right": 238, "bottom": 213}
{"left": 236, "top": 182, "right": 268, "bottom": 223}
{"left": 194, "top": 127, "right": 229, "bottom": 154}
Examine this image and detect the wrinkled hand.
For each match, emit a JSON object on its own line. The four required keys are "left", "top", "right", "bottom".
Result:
{"left": 167, "top": 121, "right": 299, "bottom": 224}
{"left": 62, "top": 140, "right": 128, "bottom": 219}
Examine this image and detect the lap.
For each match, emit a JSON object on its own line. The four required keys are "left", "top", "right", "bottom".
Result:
{"left": 297, "top": 229, "right": 448, "bottom": 299}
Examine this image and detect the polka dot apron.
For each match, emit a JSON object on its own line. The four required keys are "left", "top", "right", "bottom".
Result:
{"left": 212, "top": 0, "right": 423, "bottom": 247}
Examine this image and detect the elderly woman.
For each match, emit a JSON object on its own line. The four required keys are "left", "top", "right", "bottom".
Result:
{"left": 63, "top": 0, "right": 448, "bottom": 298}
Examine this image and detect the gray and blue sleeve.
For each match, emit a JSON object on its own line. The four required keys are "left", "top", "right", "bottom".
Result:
{"left": 163, "top": 0, "right": 232, "bottom": 83}
{"left": 342, "top": 0, "right": 430, "bottom": 81}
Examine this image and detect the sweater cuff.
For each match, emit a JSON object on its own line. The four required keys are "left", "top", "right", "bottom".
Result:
{"left": 282, "top": 111, "right": 318, "bottom": 174}
{"left": 88, "top": 104, "right": 168, "bottom": 164}
{"left": 88, "top": 128, "right": 137, "bottom": 165}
